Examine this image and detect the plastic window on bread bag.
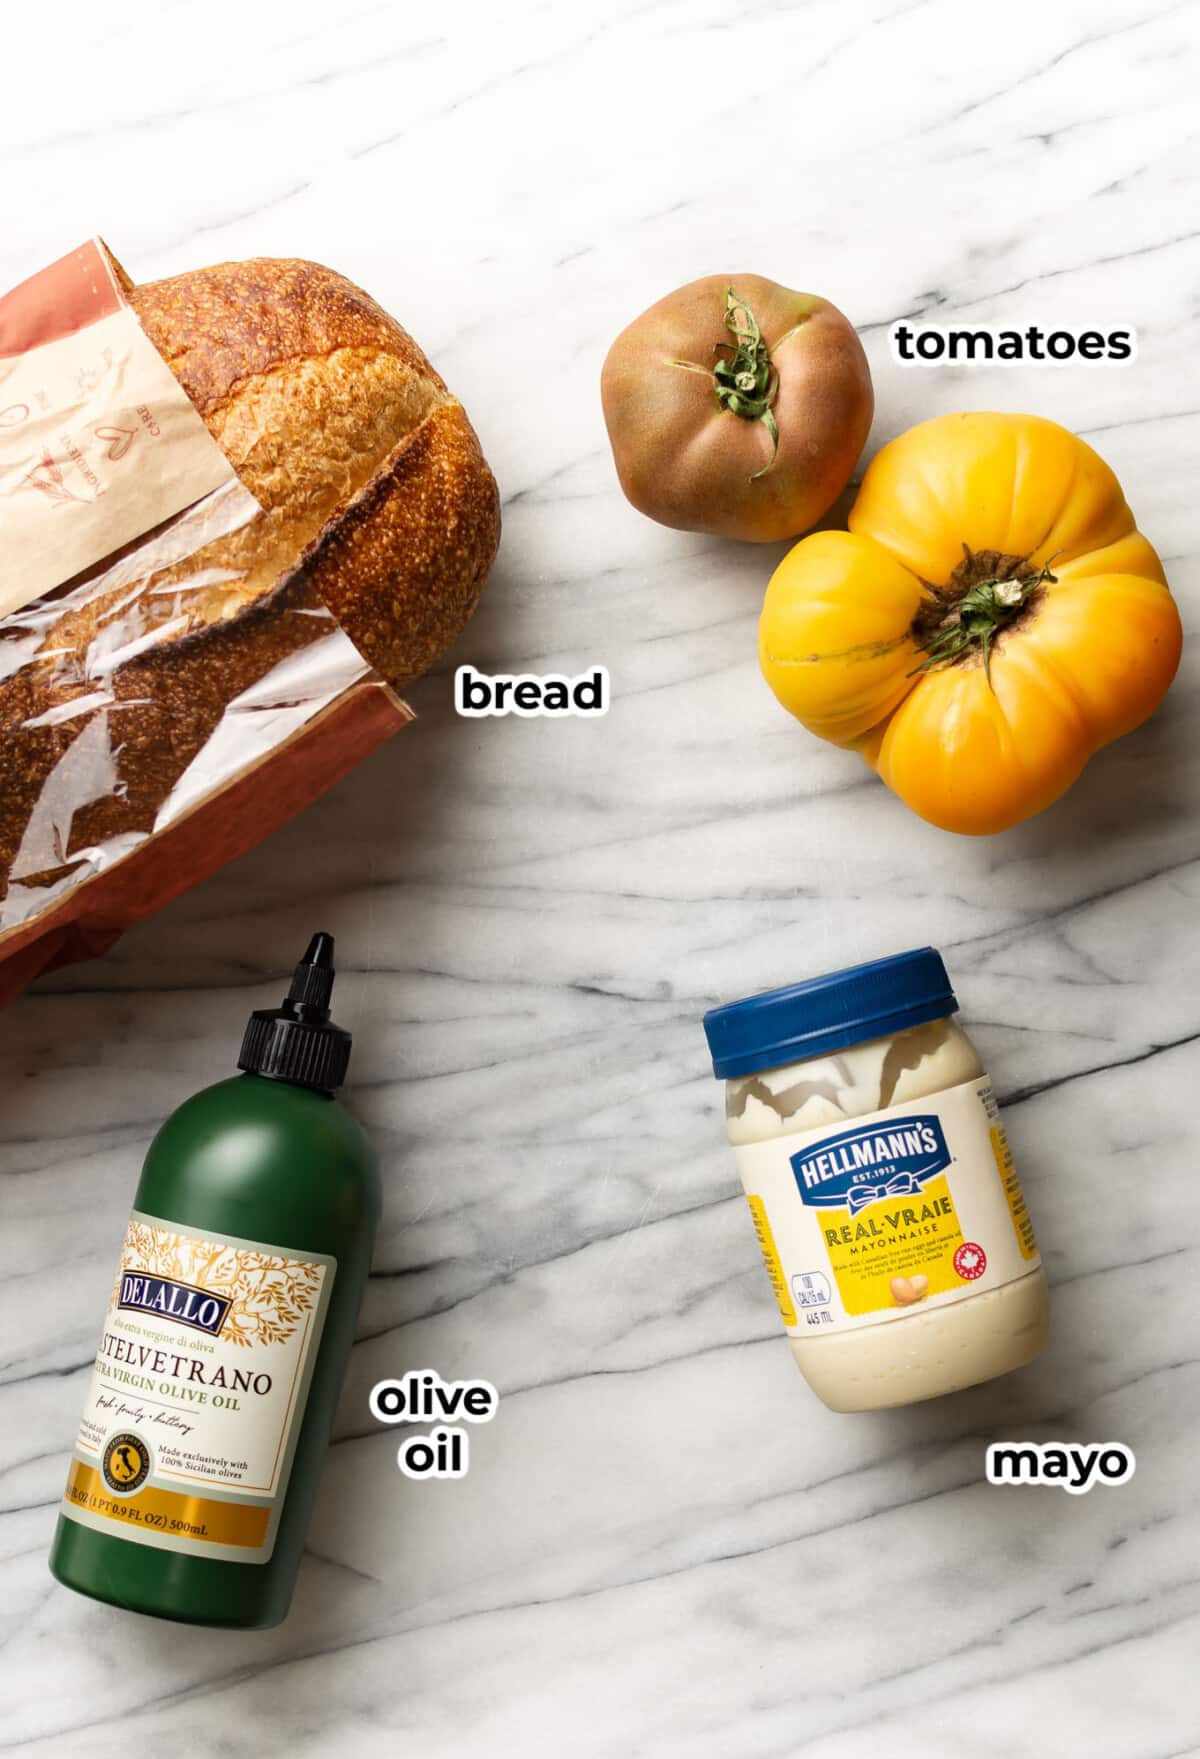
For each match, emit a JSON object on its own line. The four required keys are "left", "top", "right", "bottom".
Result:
{"left": 0, "top": 477, "right": 384, "bottom": 936}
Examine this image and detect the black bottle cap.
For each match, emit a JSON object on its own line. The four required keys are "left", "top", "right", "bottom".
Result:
{"left": 238, "top": 933, "right": 352, "bottom": 1093}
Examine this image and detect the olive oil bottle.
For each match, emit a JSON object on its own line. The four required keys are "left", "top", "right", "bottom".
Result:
{"left": 49, "top": 934, "right": 378, "bottom": 1628}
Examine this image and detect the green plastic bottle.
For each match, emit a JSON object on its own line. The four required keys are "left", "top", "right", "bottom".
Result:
{"left": 49, "top": 933, "right": 378, "bottom": 1628}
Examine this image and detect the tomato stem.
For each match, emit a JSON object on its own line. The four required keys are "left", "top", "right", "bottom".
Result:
{"left": 712, "top": 288, "right": 780, "bottom": 480}
{"left": 911, "top": 547, "right": 1059, "bottom": 686}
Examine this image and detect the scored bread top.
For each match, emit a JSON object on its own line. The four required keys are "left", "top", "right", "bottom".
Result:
{"left": 128, "top": 257, "right": 500, "bottom": 682}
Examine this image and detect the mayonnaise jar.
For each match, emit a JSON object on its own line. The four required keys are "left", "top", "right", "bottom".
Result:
{"left": 703, "top": 949, "right": 1049, "bottom": 1412}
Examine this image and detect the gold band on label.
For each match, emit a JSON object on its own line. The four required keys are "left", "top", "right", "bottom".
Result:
{"left": 65, "top": 1459, "right": 270, "bottom": 1550}
{"left": 746, "top": 1195, "right": 798, "bottom": 1326}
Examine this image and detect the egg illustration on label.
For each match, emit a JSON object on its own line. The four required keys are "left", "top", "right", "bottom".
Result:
{"left": 890, "top": 1274, "right": 930, "bottom": 1306}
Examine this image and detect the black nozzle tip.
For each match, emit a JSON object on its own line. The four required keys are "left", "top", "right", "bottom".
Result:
{"left": 286, "top": 931, "right": 336, "bottom": 1018}
{"left": 302, "top": 932, "right": 335, "bottom": 969}
{"left": 238, "top": 931, "right": 351, "bottom": 1092}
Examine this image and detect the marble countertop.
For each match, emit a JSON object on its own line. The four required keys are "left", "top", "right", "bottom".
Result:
{"left": 3, "top": 0, "right": 1199, "bottom": 1752}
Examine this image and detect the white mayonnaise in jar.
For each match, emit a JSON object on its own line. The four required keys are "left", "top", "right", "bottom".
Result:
{"left": 703, "top": 949, "right": 1049, "bottom": 1412}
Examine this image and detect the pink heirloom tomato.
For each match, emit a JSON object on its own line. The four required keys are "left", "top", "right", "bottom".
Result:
{"left": 602, "top": 274, "right": 873, "bottom": 542}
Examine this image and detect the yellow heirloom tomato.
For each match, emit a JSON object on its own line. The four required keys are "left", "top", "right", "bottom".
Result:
{"left": 759, "top": 412, "right": 1182, "bottom": 835}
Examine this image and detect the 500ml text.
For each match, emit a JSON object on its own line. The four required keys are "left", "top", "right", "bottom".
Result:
{"left": 891, "top": 323, "right": 1136, "bottom": 366}
{"left": 455, "top": 665, "right": 609, "bottom": 717}
{"left": 986, "top": 1440, "right": 1135, "bottom": 1495}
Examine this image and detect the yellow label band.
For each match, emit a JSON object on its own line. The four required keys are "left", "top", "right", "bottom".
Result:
{"left": 732, "top": 1078, "right": 1043, "bottom": 1337}
{"left": 818, "top": 1173, "right": 966, "bottom": 1315}
{"left": 64, "top": 1459, "right": 270, "bottom": 1551}
{"left": 992, "top": 1126, "right": 1039, "bottom": 1260}
{"left": 745, "top": 1195, "right": 797, "bottom": 1325}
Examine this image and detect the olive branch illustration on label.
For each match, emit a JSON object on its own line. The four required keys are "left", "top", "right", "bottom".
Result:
{"left": 114, "top": 1220, "right": 323, "bottom": 1349}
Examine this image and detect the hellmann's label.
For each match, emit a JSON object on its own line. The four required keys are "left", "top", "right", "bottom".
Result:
{"left": 732, "top": 1078, "right": 1039, "bottom": 1332}
{"left": 60, "top": 1212, "right": 334, "bottom": 1564}
{"left": 790, "top": 1114, "right": 950, "bottom": 1209}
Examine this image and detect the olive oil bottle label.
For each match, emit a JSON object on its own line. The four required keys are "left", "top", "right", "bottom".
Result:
{"left": 732, "top": 1078, "right": 1040, "bottom": 1336}
{"left": 60, "top": 1211, "right": 335, "bottom": 1564}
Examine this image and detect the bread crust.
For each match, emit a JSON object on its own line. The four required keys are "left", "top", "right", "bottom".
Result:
{"left": 128, "top": 257, "right": 500, "bottom": 678}
{"left": 303, "top": 399, "right": 501, "bottom": 688}
{"left": 130, "top": 257, "right": 445, "bottom": 408}
{"left": 0, "top": 257, "right": 500, "bottom": 904}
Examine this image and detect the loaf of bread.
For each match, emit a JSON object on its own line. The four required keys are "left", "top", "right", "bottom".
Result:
{"left": 126, "top": 257, "right": 500, "bottom": 686}
{"left": 0, "top": 256, "right": 500, "bottom": 924}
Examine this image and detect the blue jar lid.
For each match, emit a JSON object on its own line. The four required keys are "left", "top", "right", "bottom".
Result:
{"left": 703, "top": 948, "right": 958, "bottom": 1080}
